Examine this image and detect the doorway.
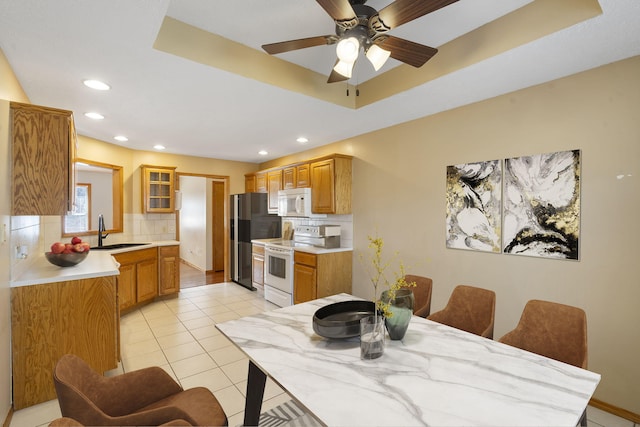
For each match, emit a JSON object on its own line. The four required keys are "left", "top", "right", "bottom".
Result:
{"left": 176, "top": 173, "right": 229, "bottom": 287}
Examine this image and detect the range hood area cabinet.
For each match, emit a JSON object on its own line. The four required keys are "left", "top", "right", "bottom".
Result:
{"left": 141, "top": 165, "right": 177, "bottom": 213}
{"left": 245, "top": 154, "right": 352, "bottom": 215}
{"left": 10, "top": 101, "right": 77, "bottom": 215}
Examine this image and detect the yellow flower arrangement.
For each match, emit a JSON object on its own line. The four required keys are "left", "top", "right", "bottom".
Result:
{"left": 361, "top": 234, "right": 416, "bottom": 318}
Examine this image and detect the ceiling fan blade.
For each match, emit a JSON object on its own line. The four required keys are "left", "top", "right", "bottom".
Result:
{"left": 327, "top": 59, "right": 350, "bottom": 83}
{"left": 376, "top": 36, "right": 438, "bottom": 68}
{"left": 374, "top": 0, "right": 459, "bottom": 32}
{"left": 262, "top": 35, "right": 337, "bottom": 55}
{"left": 316, "top": 0, "right": 358, "bottom": 28}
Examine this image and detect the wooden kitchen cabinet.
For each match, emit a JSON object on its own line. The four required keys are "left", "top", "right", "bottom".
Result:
{"left": 283, "top": 166, "right": 297, "bottom": 189}
{"left": 245, "top": 174, "right": 257, "bottom": 193}
{"left": 243, "top": 154, "right": 351, "bottom": 213}
{"left": 159, "top": 245, "right": 180, "bottom": 296}
{"left": 11, "top": 275, "right": 118, "bottom": 409}
{"left": 142, "top": 165, "right": 176, "bottom": 213}
{"left": 10, "top": 101, "right": 76, "bottom": 215}
{"left": 267, "top": 169, "right": 283, "bottom": 214}
{"left": 310, "top": 155, "right": 352, "bottom": 214}
{"left": 114, "top": 247, "right": 159, "bottom": 312}
{"left": 296, "top": 163, "right": 310, "bottom": 188}
{"left": 256, "top": 172, "right": 267, "bottom": 193}
{"left": 252, "top": 244, "right": 265, "bottom": 289}
{"left": 293, "top": 250, "right": 352, "bottom": 304}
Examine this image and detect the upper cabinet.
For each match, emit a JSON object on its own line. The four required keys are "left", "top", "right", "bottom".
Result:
{"left": 141, "top": 165, "right": 176, "bottom": 213}
{"left": 244, "top": 154, "right": 352, "bottom": 215}
{"left": 310, "top": 155, "right": 352, "bottom": 214}
{"left": 267, "top": 169, "right": 282, "bottom": 214}
{"left": 283, "top": 166, "right": 297, "bottom": 190}
{"left": 296, "top": 163, "right": 310, "bottom": 188}
{"left": 11, "top": 102, "right": 76, "bottom": 215}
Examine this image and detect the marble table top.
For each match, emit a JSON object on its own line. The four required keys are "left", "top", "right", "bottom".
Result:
{"left": 216, "top": 294, "right": 600, "bottom": 426}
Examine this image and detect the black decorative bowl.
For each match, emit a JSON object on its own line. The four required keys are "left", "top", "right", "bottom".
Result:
{"left": 45, "top": 251, "right": 88, "bottom": 267}
{"left": 312, "top": 300, "right": 376, "bottom": 339}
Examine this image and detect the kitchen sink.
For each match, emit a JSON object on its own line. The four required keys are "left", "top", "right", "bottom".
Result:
{"left": 90, "top": 243, "right": 150, "bottom": 250}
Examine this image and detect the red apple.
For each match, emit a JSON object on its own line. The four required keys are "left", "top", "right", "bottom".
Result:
{"left": 81, "top": 242, "right": 91, "bottom": 252}
{"left": 73, "top": 243, "right": 86, "bottom": 253}
{"left": 50, "top": 242, "right": 65, "bottom": 254}
{"left": 71, "top": 236, "right": 82, "bottom": 245}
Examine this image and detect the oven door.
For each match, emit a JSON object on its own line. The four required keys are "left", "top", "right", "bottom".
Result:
{"left": 264, "top": 245, "right": 294, "bottom": 294}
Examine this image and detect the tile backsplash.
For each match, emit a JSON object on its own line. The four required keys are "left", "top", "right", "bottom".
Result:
{"left": 284, "top": 214, "right": 353, "bottom": 248}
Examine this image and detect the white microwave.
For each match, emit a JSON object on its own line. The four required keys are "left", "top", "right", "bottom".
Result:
{"left": 277, "top": 188, "right": 326, "bottom": 218}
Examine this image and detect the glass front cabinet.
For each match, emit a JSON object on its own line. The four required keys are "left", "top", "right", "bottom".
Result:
{"left": 142, "top": 165, "right": 176, "bottom": 213}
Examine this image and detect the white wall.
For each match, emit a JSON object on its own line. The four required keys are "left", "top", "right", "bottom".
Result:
{"left": 178, "top": 175, "right": 207, "bottom": 270}
{"left": 77, "top": 169, "right": 113, "bottom": 230}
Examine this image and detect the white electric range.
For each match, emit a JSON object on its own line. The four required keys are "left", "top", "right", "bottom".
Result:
{"left": 263, "top": 225, "right": 341, "bottom": 307}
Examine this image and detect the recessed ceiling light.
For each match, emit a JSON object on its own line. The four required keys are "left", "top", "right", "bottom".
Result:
{"left": 84, "top": 112, "right": 104, "bottom": 120}
{"left": 154, "top": 144, "right": 166, "bottom": 150}
{"left": 114, "top": 135, "right": 128, "bottom": 142}
{"left": 83, "top": 79, "right": 110, "bottom": 90}
{"left": 258, "top": 150, "right": 268, "bottom": 156}
{"left": 296, "top": 137, "right": 309, "bottom": 144}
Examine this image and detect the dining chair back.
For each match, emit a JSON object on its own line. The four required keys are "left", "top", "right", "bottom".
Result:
{"left": 498, "top": 299, "right": 588, "bottom": 369}
{"left": 403, "top": 274, "right": 432, "bottom": 318}
{"left": 427, "top": 285, "right": 496, "bottom": 338}
{"left": 498, "top": 299, "right": 588, "bottom": 426}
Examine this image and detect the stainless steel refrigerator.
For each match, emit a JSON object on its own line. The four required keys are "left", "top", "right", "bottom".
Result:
{"left": 230, "top": 192, "right": 281, "bottom": 290}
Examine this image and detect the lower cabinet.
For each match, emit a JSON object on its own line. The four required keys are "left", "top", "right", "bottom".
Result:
{"left": 11, "top": 276, "right": 119, "bottom": 409}
{"left": 114, "top": 248, "right": 158, "bottom": 311}
{"left": 115, "top": 246, "right": 180, "bottom": 312}
{"left": 293, "top": 250, "right": 352, "bottom": 304}
{"left": 159, "top": 245, "right": 180, "bottom": 295}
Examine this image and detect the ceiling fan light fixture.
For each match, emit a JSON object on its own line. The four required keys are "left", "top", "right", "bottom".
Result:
{"left": 333, "top": 59, "right": 355, "bottom": 78}
{"left": 336, "top": 37, "right": 360, "bottom": 63}
{"left": 366, "top": 44, "right": 391, "bottom": 71}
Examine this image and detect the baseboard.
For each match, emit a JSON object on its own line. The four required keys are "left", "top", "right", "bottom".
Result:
{"left": 590, "top": 398, "right": 640, "bottom": 423}
{"left": 179, "top": 258, "right": 204, "bottom": 272}
{"left": 2, "top": 406, "right": 13, "bottom": 427}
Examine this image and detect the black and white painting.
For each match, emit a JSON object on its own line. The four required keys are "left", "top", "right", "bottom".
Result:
{"left": 503, "top": 150, "right": 581, "bottom": 260}
{"left": 446, "top": 160, "right": 502, "bottom": 253}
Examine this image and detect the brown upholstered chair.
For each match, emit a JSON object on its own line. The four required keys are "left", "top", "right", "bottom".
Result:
{"left": 403, "top": 274, "right": 432, "bottom": 318}
{"left": 427, "top": 285, "right": 496, "bottom": 338}
{"left": 498, "top": 300, "right": 588, "bottom": 426}
{"left": 498, "top": 300, "right": 588, "bottom": 369}
{"left": 49, "top": 417, "right": 193, "bottom": 426}
{"left": 53, "top": 354, "right": 228, "bottom": 426}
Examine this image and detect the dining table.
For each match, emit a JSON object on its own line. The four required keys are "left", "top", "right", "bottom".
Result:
{"left": 216, "top": 293, "right": 601, "bottom": 426}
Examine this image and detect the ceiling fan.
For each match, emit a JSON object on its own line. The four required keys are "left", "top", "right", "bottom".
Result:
{"left": 262, "top": 0, "right": 459, "bottom": 83}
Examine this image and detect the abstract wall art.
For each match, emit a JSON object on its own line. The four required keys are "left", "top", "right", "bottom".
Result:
{"left": 446, "top": 160, "right": 502, "bottom": 253}
{"left": 502, "top": 149, "right": 581, "bottom": 260}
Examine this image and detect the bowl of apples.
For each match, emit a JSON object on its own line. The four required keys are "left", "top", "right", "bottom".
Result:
{"left": 45, "top": 236, "right": 90, "bottom": 267}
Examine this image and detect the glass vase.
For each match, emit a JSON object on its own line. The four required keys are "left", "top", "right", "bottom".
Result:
{"left": 381, "top": 289, "right": 415, "bottom": 340}
{"left": 360, "top": 315, "right": 385, "bottom": 359}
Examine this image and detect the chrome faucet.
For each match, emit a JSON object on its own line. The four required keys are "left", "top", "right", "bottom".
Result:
{"left": 98, "top": 214, "right": 109, "bottom": 247}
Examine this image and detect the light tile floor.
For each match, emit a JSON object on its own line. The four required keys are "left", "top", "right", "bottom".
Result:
{"left": 9, "top": 282, "right": 637, "bottom": 427}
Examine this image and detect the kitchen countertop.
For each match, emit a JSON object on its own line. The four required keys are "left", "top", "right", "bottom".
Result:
{"left": 10, "top": 241, "right": 179, "bottom": 288}
{"left": 251, "top": 238, "right": 352, "bottom": 255}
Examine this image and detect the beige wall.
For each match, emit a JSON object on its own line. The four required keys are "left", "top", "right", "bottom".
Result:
{"left": 268, "top": 56, "right": 640, "bottom": 414}
{"left": 77, "top": 136, "right": 258, "bottom": 216}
